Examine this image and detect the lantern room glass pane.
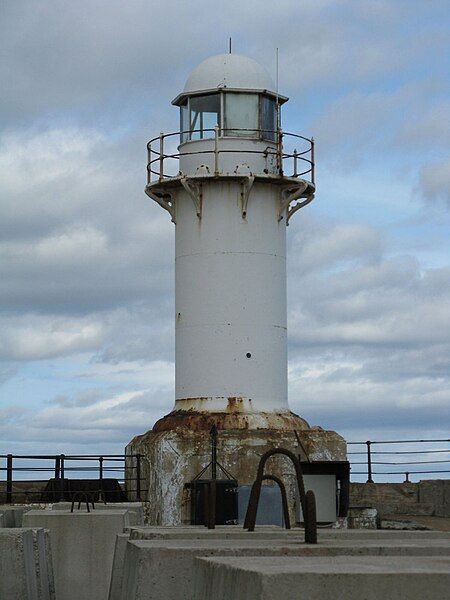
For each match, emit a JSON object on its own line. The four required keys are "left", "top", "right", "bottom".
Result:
{"left": 224, "top": 93, "right": 259, "bottom": 137}
{"left": 180, "top": 101, "right": 189, "bottom": 143}
{"left": 261, "top": 96, "right": 277, "bottom": 141}
{"left": 189, "top": 94, "right": 220, "bottom": 141}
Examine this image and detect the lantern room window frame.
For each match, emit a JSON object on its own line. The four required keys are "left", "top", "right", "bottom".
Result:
{"left": 179, "top": 90, "right": 280, "bottom": 144}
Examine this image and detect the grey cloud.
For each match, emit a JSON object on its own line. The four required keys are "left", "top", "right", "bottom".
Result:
{"left": 419, "top": 159, "right": 450, "bottom": 208}
{"left": 1, "top": 0, "right": 449, "bottom": 455}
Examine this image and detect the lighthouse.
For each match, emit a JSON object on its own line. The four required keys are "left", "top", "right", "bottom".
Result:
{"left": 127, "top": 54, "right": 348, "bottom": 526}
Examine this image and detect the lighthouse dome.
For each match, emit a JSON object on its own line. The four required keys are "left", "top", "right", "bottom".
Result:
{"left": 184, "top": 53, "right": 275, "bottom": 94}
{"left": 172, "top": 53, "right": 287, "bottom": 105}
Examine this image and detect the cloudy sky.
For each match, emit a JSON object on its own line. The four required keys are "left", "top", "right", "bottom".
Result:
{"left": 1, "top": 1, "right": 449, "bottom": 480}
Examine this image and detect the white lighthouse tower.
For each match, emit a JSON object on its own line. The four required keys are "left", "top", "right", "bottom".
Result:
{"left": 127, "top": 53, "right": 347, "bottom": 525}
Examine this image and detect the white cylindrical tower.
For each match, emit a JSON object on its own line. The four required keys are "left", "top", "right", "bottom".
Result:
{"left": 146, "top": 54, "right": 315, "bottom": 431}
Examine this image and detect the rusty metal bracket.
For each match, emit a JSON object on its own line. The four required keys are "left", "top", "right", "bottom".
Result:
{"left": 240, "top": 175, "right": 255, "bottom": 219}
{"left": 145, "top": 187, "right": 176, "bottom": 224}
{"left": 181, "top": 177, "right": 202, "bottom": 219}
{"left": 277, "top": 181, "right": 308, "bottom": 222}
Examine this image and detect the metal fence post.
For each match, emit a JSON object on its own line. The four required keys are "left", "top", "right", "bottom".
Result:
{"left": 366, "top": 441, "right": 374, "bottom": 483}
{"left": 55, "top": 455, "right": 61, "bottom": 479}
{"left": 136, "top": 454, "right": 141, "bottom": 502}
{"left": 60, "top": 454, "right": 65, "bottom": 480}
{"left": 6, "top": 454, "right": 13, "bottom": 504}
{"left": 99, "top": 456, "right": 104, "bottom": 482}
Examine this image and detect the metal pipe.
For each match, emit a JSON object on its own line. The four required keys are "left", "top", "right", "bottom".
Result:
{"left": 366, "top": 441, "right": 374, "bottom": 483}
{"left": 136, "top": 454, "right": 141, "bottom": 501}
{"left": 159, "top": 133, "right": 164, "bottom": 182}
{"left": 99, "top": 456, "right": 104, "bottom": 483}
{"left": 210, "top": 425, "right": 218, "bottom": 481}
{"left": 6, "top": 454, "right": 13, "bottom": 504}
{"left": 147, "top": 144, "right": 152, "bottom": 185}
{"left": 311, "top": 137, "right": 315, "bottom": 185}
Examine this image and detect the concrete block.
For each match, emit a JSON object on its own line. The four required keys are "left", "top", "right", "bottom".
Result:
{"left": 51, "top": 502, "right": 144, "bottom": 525}
{"left": 194, "top": 555, "right": 450, "bottom": 600}
{"left": 31, "top": 527, "right": 56, "bottom": 600}
{"left": 0, "top": 505, "right": 36, "bottom": 527}
{"left": 23, "top": 509, "right": 130, "bottom": 600}
{"left": 108, "top": 534, "right": 130, "bottom": 600}
{"left": 118, "top": 534, "right": 450, "bottom": 600}
{"left": 0, "top": 528, "right": 39, "bottom": 599}
{"left": 126, "top": 524, "right": 450, "bottom": 541}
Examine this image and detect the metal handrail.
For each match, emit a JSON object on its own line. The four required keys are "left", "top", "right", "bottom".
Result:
{"left": 0, "top": 453, "right": 144, "bottom": 504}
{"left": 146, "top": 127, "right": 314, "bottom": 185}
{"left": 347, "top": 439, "right": 450, "bottom": 483}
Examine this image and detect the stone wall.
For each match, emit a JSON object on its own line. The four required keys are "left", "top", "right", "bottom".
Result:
{"left": 350, "top": 480, "right": 450, "bottom": 518}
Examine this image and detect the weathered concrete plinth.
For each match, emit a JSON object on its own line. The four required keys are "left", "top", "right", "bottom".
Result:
{"left": 23, "top": 509, "right": 130, "bottom": 600}
{"left": 194, "top": 555, "right": 450, "bottom": 600}
{"left": 0, "top": 504, "right": 35, "bottom": 527}
{"left": 126, "top": 424, "right": 346, "bottom": 525}
{"left": 108, "top": 526, "right": 450, "bottom": 600}
{"left": 0, "top": 527, "right": 55, "bottom": 600}
{"left": 51, "top": 502, "right": 144, "bottom": 526}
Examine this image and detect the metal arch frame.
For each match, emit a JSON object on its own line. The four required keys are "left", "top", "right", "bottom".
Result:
{"left": 243, "top": 447, "right": 317, "bottom": 544}
{"left": 260, "top": 474, "right": 291, "bottom": 529}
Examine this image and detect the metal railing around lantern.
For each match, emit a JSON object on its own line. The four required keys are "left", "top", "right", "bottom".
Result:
{"left": 146, "top": 127, "right": 314, "bottom": 185}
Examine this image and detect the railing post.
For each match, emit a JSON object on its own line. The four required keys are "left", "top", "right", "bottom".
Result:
{"left": 147, "top": 143, "right": 152, "bottom": 185}
{"left": 60, "top": 454, "right": 65, "bottom": 480}
{"left": 159, "top": 133, "right": 164, "bottom": 182}
{"left": 6, "top": 454, "right": 13, "bottom": 504}
{"left": 277, "top": 128, "right": 283, "bottom": 175}
{"left": 99, "top": 456, "right": 104, "bottom": 482}
{"left": 293, "top": 148, "right": 298, "bottom": 177}
{"left": 214, "top": 125, "right": 219, "bottom": 176}
{"left": 366, "top": 441, "right": 374, "bottom": 483}
{"left": 136, "top": 454, "right": 141, "bottom": 502}
{"left": 311, "top": 137, "right": 315, "bottom": 185}
{"left": 404, "top": 472, "right": 410, "bottom": 483}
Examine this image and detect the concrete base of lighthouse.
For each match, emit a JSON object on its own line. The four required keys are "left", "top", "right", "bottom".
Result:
{"left": 125, "top": 412, "right": 347, "bottom": 526}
